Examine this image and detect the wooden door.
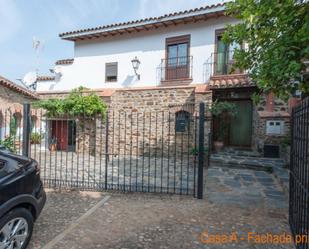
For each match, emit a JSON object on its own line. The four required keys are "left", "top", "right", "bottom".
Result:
{"left": 51, "top": 120, "right": 68, "bottom": 151}
{"left": 229, "top": 100, "right": 252, "bottom": 147}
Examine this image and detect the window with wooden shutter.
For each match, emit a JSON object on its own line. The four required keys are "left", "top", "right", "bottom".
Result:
{"left": 105, "top": 62, "right": 118, "bottom": 82}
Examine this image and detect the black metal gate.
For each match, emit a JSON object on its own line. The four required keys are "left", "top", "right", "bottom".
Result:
{"left": 290, "top": 96, "right": 309, "bottom": 249}
{"left": 8, "top": 103, "right": 206, "bottom": 198}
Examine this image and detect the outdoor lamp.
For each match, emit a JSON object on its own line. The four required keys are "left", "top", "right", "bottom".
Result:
{"left": 131, "top": 56, "right": 141, "bottom": 80}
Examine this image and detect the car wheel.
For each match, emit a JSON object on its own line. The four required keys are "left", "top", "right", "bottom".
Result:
{"left": 0, "top": 208, "right": 34, "bottom": 249}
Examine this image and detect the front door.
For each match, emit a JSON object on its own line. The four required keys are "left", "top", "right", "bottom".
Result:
{"left": 229, "top": 100, "right": 252, "bottom": 147}
{"left": 51, "top": 120, "right": 68, "bottom": 151}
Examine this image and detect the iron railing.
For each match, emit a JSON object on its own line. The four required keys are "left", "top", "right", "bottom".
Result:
{"left": 203, "top": 51, "right": 243, "bottom": 82}
{"left": 290, "top": 96, "right": 309, "bottom": 249}
{"left": 0, "top": 103, "right": 207, "bottom": 198}
{"left": 160, "top": 56, "right": 193, "bottom": 82}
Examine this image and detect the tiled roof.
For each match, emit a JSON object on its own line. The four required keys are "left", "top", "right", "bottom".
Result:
{"left": 59, "top": 3, "right": 226, "bottom": 41}
{"left": 209, "top": 74, "right": 255, "bottom": 89}
{"left": 55, "top": 58, "right": 74, "bottom": 65}
{"left": 0, "top": 75, "right": 39, "bottom": 99}
{"left": 37, "top": 76, "right": 55, "bottom": 81}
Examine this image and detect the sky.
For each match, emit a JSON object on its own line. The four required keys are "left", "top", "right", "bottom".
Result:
{"left": 0, "top": 0, "right": 224, "bottom": 82}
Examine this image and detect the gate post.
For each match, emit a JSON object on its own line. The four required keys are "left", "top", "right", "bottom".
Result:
{"left": 104, "top": 111, "right": 109, "bottom": 190}
{"left": 197, "top": 102, "right": 205, "bottom": 199}
{"left": 22, "top": 103, "right": 31, "bottom": 157}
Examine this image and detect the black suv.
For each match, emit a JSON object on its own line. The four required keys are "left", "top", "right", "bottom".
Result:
{"left": 0, "top": 146, "right": 46, "bottom": 249}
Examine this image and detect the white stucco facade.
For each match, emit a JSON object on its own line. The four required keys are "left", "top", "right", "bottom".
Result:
{"left": 37, "top": 16, "right": 238, "bottom": 92}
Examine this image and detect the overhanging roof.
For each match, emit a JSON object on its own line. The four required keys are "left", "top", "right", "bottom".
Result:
{"left": 0, "top": 75, "right": 39, "bottom": 99}
{"left": 59, "top": 3, "right": 226, "bottom": 41}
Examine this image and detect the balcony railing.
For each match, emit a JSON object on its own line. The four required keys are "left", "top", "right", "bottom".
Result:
{"left": 160, "top": 56, "right": 193, "bottom": 82}
{"left": 203, "top": 51, "right": 244, "bottom": 82}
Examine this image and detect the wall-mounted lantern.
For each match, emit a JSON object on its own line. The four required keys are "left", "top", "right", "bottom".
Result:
{"left": 131, "top": 56, "right": 141, "bottom": 80}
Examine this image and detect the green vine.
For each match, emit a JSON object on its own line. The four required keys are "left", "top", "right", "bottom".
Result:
{"left": 34, "top": 86, "right": 107, "bottom": 117}
{"left": 0, "top": 136, "right": 16, "bottom": 153}
{"left": 209, "top": 100, "right": 238, "bottom": 117}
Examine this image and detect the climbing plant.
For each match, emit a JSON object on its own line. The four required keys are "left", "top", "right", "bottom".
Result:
{"left": 209, "top": 100, "right": 238, "bottom": 117}
{"left": 34, "top": 86, "right": 107, "bottom": 117}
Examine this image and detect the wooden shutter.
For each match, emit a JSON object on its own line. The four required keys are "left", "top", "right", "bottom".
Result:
{"left": 105, "top": 62, "right": 118, "bottom": 82}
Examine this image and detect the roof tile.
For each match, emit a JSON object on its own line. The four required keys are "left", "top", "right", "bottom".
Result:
{"left": 0, "top": 75, "right": 39, "bottom": 99}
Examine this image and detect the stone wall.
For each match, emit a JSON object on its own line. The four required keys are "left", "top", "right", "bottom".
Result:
{"left": 37, "top": 85, "right": 291, "bottom": 159}
{"left": 72, "top": 86, "right": 212, "bottom": 157}
{"left": 252, "top": 94, "right": 290, "bottom": 155}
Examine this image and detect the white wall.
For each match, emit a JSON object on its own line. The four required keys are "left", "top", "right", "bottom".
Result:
{"left": 36, "top": 79, "right": 58, "bottom": 91}
{"left": 37, "top": 16, "right": 238, "bottom": 92}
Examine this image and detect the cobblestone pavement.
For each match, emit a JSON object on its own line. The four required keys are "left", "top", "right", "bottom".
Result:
{"left": 28, "top": 166, "right": 293, "bottom": 249}
{"left": 32, "top": 151, "right": 196, "bottom": 194}
{"left": 53, "top": 194, "right": 293, "bottom": 249}
{"left": 28, "top": 190, "right": 104, "bottom": 249}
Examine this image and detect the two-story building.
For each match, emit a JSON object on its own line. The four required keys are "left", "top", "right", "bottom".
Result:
{"left": 37, "top": 3, "right": 292, "bottom": 157}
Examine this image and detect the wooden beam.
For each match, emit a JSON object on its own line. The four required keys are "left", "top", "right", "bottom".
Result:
{"left": 133, "top": 27, "right": 141, "bottom": 32}
{"left": 171, "top": 20, "right": 177, "bottom": 26}
{"left": 162, "top": 22, "right": 168, "bottom": 27}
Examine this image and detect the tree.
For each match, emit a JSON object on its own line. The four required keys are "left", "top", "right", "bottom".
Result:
{"left": 222, "top": 0, "right": 309, "bottom": 100}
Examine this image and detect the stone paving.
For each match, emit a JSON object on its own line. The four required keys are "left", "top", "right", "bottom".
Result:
{"left": 206, "top": 166, "right": 288, "bottom": 210}
{"left": 32, "top": 151, "right": 196, "bottom": 194}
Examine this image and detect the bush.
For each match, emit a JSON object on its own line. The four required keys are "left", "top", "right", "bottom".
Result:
{"left": 30, "top": 132, "right": 42, "bottom": 144}
{"left": 33, "top": 86, "right": 107, "bottom": 117}
{"left": 0, "top": 136, "right": 16, "bottom": 153}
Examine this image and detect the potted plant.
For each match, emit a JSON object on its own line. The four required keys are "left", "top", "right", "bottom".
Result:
{"left": 209, "top": 101, "right": 237, "bottom": 151}
{"left": 30, "top": 132, "right": 42, "bottom": 144}
{"left": 49, "top": 137, "right": 57, "bottom": 151}
{"left": 190, "top": 147, "right": 209, "bottom": 164}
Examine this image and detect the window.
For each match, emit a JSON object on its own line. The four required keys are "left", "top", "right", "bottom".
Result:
{"left": 165, "top": 35, "right": 190, "bottom": 80}
{"left": 215, "top": 29, "right": 241, "bottom": 75}
{"left": 175, "top": 111, "right": 190, "bottom": 132}
{"left": 105, "top": 62, "right": 118, "bottom": 82}
{"left": 166, "top": 35, "right": 190, "bottom": 66}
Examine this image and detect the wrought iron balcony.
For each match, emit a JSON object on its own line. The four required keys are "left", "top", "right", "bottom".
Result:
{"left": 160, "top": 56, "right": 193, "bottom": 83}
{"left": 203, "top": 51, "right": 244, "bottom": 83}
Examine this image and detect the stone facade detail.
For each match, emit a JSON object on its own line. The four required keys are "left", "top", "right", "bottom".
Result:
{"left": 71, "top": 87, "right": 212, "bottom": 157}
{"left": 253, "top": 94, "right": 290, "bottom": 154}
{"left": 0, "top": 78, "right": 38, "bottom": 140}
{"left": 38, "top": 85, "right": 292, "bottom": 160}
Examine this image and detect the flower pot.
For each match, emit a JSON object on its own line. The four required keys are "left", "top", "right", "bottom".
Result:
{"left": 214, "top": 141, "right": 224, "bottom": 152}
{"left": 50, "top": 143, "right": 57, "bottom": 151}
